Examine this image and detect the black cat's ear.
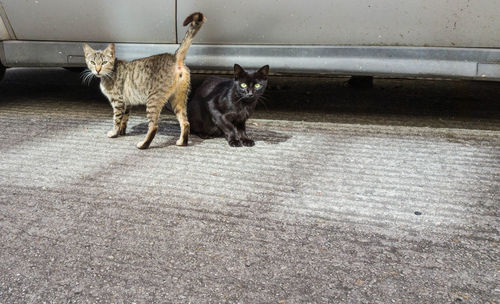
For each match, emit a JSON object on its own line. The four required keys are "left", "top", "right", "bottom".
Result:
{"left": 104, "top": 43, "right": 115, "bottom": 57}
{"left": 256, "top": 65, "right": 270, "bottom": 79}
{"left": 82, "top": 43, "right": 94, "bottom": 56}
{"left": 234, "top": 64, "right": 246, "bottom": 80}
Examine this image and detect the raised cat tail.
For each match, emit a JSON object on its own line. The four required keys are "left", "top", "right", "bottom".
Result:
{"left": 175, "top": 12, "right": 206, "bottom": 66}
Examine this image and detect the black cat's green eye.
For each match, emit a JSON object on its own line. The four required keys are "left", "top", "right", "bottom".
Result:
{"left": 240, "top": 83, "right": 247, "bottom": 88}
{"left": 254, "top": 84, "right": 261, "bottom": 89}
{"left": 90, "top": 61, "right": 95, "bottom": 65}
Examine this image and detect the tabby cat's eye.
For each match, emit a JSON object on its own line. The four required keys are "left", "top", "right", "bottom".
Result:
{"left": 254, "top": 83, "right": 261, "bottom": 89}
{"left": 102, "top": 61, "right": 108, "bottom": 64}
{"left": 90, "top": 61, "right": 95, "bottom": 65}
{"left": 240, "top": 83, "right": 247, "bottom": 88}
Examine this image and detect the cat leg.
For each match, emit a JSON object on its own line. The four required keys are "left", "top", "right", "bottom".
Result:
{"left": 170, "top": 85, "right": 190, "bottom": 146}
{"left": 136, "top": 97, "right": 165, "bottom": 149}
{"left": 175, "top": 108, "right": 189, "bottom": 146}
{"left": 213, "top": 113, "right": 241, "bottom": 147}
{"left": 108, "top": 98, "right": 126, "bottom": 138}
{"left": 119, "top": 106, "right": 131, "bottom": 135}
{"left": 236, "top": 122, "right": 255, "bottom": 147}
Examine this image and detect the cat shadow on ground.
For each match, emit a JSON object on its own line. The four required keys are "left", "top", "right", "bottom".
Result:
{"left": 129, "top": 120, "right": 198, "bottom": 149}
{"left": 129, "top": 119, "right": 291, "bottom": 147}
{"left": 245, "top": 126, "right": 292, "bottom": 145}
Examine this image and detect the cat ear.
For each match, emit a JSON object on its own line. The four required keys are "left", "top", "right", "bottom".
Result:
{"left": 256, "top": 65, "right": 269, "bottom": 79}
{"left": 82, "top": 43, "right": 94, "bottom": 56}
{"left": 233, "top": 64, "right": 246, "bottom": 80}
{"left": 104, "top": 43, "right": 115, "bottom": 57}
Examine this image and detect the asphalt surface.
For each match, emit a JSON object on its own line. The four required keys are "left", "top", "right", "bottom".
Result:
{"left": 0, "top": 68, "right": 499, "bottom": 303}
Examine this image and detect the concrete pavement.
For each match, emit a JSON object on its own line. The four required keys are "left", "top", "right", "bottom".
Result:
{"left": 0, "top": 68, "right": 499, "bottom": 303}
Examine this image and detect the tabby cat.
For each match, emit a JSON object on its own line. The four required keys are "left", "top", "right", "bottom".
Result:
{"left": 83, "top": 12, "right": 205, "bottom": 149}
{"left": 188, "top": 64, "right": 269, "bottom": 147}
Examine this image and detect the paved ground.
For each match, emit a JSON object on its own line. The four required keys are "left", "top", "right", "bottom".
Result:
{"left": 0, "top": 68, "right": 499, "bottom": 303}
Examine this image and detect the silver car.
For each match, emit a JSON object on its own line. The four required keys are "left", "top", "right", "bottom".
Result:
{"left": 1, "top": 0, "right": 499, "bottom": 80}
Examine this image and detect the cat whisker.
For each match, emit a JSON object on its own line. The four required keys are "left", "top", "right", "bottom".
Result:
{"left": 258, "top": 94, "right": 270, "bottom": 102}
{"left": 79, "top": 71, "right": 88, "bottom": 80}
{"left": 103, "top": 71, "right": 115, "bottom": 80}
{"left": 85, "top": 74, "right": 95, "bottom": 86}
{"left": 257, "top": 96, "right": 270, "bottom": 111}
{"left": 99, "top": 70, "right": 115, "bottom": 81}
{"left": 81, "top": 73, "right": 90, "bottom": 85}
{"left": 80, "top": 69, "right": 95, "bottom": 86}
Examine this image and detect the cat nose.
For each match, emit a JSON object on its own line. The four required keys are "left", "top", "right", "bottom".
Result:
{"left": 95, "top": 66, "right": 102, "bottom": 73}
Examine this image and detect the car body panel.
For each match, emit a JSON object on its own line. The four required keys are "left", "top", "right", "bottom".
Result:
{"left": 1, "top": 0, "right": 500, "bottom": 80}
{"left": 0, "top": 17, "right": 9, "bottom": 40}
{"left": 3, "top": 41, "right": 500, "bottom": 80}
{"left": 0, "top": 0, "right": 176, "bottom": 43}
{"left": 178, "top": 0, "right": 500, "bottom": 47}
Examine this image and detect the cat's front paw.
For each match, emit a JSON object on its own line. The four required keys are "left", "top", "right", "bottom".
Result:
{"left": 136, "top": 141, "right": 150, "bottom": 149}
{"left": 107, "top": 130, "right": 119, "bottom": 138}
{"left": 119, "top": 127, "right": 127, "bottom": 136}
{"left": 228, "top": 139, "right": 242, "bottom": 147}
{"left": 241, "top": 138, "right": 255, "bottom": 147}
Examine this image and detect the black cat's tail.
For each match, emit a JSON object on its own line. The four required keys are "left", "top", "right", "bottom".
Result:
{"left": 175, "top": 12, "right": 206, "bottom": 66}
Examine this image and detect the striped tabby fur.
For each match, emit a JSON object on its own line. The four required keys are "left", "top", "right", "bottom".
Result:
{"left": 83, "top": 12, "right": 206, "bottom": 149}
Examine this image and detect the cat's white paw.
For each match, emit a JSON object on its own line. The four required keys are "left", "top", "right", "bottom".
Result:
{"left": 136, "top": 141, "right": 149, "bottom": 149}
{"left": 107, "top": 130, "right": 119, "bottom": 138}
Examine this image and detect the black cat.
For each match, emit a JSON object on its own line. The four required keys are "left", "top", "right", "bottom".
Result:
{"left": 188, "top": 64, "right": 269, "bottom": 147}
